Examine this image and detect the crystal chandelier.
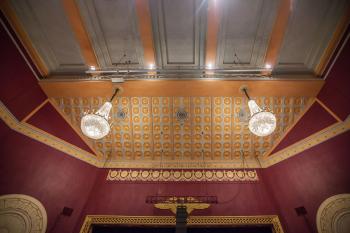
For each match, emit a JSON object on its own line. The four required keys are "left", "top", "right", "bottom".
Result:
{"left": 81, "top": 88, "right": 120, "bottom": 140}
{"left": 242, "top": 87, "right": 276, "bottom": 137}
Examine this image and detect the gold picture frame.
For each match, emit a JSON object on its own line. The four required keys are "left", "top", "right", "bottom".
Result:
{"left": 79, "top": 215, "right": 284, "bottom": 233}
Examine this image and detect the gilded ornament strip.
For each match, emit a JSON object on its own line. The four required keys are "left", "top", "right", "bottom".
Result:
{"left": 0, "top": 101, "right": 99, "bottom": 166}
{"left": 79, "top": 215, "right": 284, "bottom": 233}
{"left": 106, "top": 169, "right": 258, "bottom": 182}
{"left": 263, "top": 117, "right": 350, "bottom": 167}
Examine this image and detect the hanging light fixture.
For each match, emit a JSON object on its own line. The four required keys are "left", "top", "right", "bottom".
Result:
{"left": 80, "top": 88, "right": 120, "bottom": 140}
{"left": 241, "top": 87, "right": 276, "bottom": 137}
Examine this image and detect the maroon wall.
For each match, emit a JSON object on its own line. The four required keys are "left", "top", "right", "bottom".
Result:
{"left": 0, "top": 120, "right": 98, "bottom": 233}
{"left": 27, "top": 102, "right": 94, "bottom": 154}
{"left": 262, "top": 131, "right": 350, "bottom": 233}
{"left": 0, "top": 12, "right": 46, "bottom": 121}
{"left": 73, "top": 169, "right": 279, "bottom": 232}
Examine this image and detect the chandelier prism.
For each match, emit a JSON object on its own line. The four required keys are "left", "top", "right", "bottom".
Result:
{"left": 80, "top": 88, "right": 120, "bottom": 140}
{"left": 241, "top": 87, "right": 276, "bottom": 137}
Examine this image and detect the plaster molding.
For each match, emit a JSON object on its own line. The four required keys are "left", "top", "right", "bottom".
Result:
{"left": 262, "top": 117, "right": 350, "bottom": 167}
{"left": 0, "top": 194, "right": 47, "bottom": 233}
{"left": 316, "top": 194, "right": 350, "bottom": 233}
{"left": 0, "top": 101, "right": 99, "bottom": 166}
{"left": 79, "top": 215, "right": 284, "bottom": 233}
{"left": 106, "top": 169, "right": 258, "bottom": 182}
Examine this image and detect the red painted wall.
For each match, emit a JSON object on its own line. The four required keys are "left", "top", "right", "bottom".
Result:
{"left": 0, "top": 120, "right": 98, "bottom": 233}
{"left": 318, "top": 28, "right": 350, "bottom": 120}
{"left": 73, "top": 169, "right": 279, "bottom": 232}
{"left": 262, "top": 131, "right": 350, "bottom": 233}
{"left": 27, "top": 102, "right": 95, "bottom": 154}
{"left": 0, "top": 12, "right": 47, "bottom": 121}
{"left": 272, "top": 101, "right": 337, "bottom": 154}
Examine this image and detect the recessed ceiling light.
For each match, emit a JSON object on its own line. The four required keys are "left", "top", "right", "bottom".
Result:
{"left": 265, "top": 63, "right": 272, "bottom": 69}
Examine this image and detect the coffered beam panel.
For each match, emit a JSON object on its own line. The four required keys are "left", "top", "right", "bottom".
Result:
{"left": 151, "top": 0, "right": 206, "bottom": 68}
{"left": 9, "top": 0, "right": 87, "bottom": 74}
{"left": 264, "top": 0, "right": 291, "bottom": 72}
{"left": 76, "top": 0, "right": 144, "bottom": 68}
{"left": 61, "top": 0, "right": 98, "bottom": 68}
{"left": 135, "top": 0, "right": 156, "bottom": 67}
{"left": 216, "top": 0, "right": 278, "bottom": 69}
{"left": 274, "top": 0, "right": 349, "bottom": 74}
{"left": 0, "top": 0, "right": 48, "bottom": 76}
{"left": 205, "top": 0, "right": 219, "bottom": 67}
{"left": 39, "top": 78, "right": 324, "bottom": 98}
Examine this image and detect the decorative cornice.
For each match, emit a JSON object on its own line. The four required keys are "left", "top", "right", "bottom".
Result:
{"left": 106, "top": 169, "right": 259, "bottom": 182}
{"left": 0, "top": 101, "right": 99, "bottom": 166}
{"left": 263, "top": 117, "right": 350, "bottom": 167}
{"left": 80, "top": 215, "right": 284, "bottom": 233}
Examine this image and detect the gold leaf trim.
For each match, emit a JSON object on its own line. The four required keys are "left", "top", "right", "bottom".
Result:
{"left": 0, "top": 101, "right": 99, "bottom": 166}
{"left": 79, "top": 215, "right": 284, "bottom": 233}
{"left": 263, "top": 117, "right": 350, "bottom": 167}
{"left": 106, "top": 169, "right": 259, "bottom": 182}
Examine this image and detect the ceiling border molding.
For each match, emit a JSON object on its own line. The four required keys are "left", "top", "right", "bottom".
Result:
{"left": 106, "top": 169, "right": 259, "bottom": 182}
{"left": 61, "top": 0, "right": 99, "bottom": 68}
{"left": 0, "top": 0, "right": 48, "bottom": 77}
{"left": 0, "top": 101, "right": 99, "bottom": 167}
{"left": 76, "top": 0, "right": 144, "bottom": 68}
{"left": 79, "top": 215, "right": 284, "bottom": 233}
{"left": 39, "top": 79, "right": 324, "bottom": 97}
{"left": 216, "top": 0, "right": 278, "bottom": 69}
{"left": 262, "top": 117, "right": 350, "bottom": 167}
{"left": 275, "top": 0, "right": 349, "bottom": 74}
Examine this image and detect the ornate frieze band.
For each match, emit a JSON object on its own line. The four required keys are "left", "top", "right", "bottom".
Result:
{"left": 263, "top": 117, "right": 350, "bottom": 167}
{"left": 80, "top": 215, "right": 284, "bottom": 233}
{"left": 106, "top": 169, "right": 258, "bottom": 182}
{"left": 0, "top": 101, "right": 99, "bottom": 166}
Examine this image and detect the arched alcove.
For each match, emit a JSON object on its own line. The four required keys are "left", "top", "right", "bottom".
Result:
{"left": 0, "top": 194, "right": 47, "bottom": 233}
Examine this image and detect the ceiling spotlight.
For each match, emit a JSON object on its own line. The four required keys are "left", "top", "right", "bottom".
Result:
{"left": 80, "top": 88, "right": 120, "bottom": 140}
{"left": 148, "top": 63, "right": 155, "bottom": 69}
{"left": 264, "top": 63, "right": 272, "bottom": 69}
{"left": 241, "top": 87, "right": 276, "bottom": 137}
{"left": 207, "top": 63, "right": 213, "bottom": 69}
{"left": 89, "top": 65, "right": 96, "bottom": 71}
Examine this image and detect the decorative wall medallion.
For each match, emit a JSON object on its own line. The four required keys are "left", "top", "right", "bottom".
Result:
{"left": 0, "top": 194, "right": 47, "bottom": 233}
{"left": 316, "top": 193, "right": 350, "bottom": 233}
{"left": 106, "top": 169, "right": 259, "bottom": 182}
{"left": 79, "top": 215, "right": 284, "bottom": 233}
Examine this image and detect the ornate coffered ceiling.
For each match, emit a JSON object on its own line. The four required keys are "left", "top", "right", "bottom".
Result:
{"left": 4, "top": 0, "right": 349, "bottom": 77}
{"left": 53, "top": 95, "right": 311, "bottom": 168}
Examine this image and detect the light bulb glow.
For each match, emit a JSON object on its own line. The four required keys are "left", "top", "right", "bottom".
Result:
{"left": 247, "top": 100, "right": 276, "bottom": 137}
{"left": 81, "top": 102, "right": 112, "bottom": 139}
{"left": 89, "top": 65, "right": 96, "bottom": 71}
{"left": 265, "top": 63, "right": 272, "bottom": 69}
